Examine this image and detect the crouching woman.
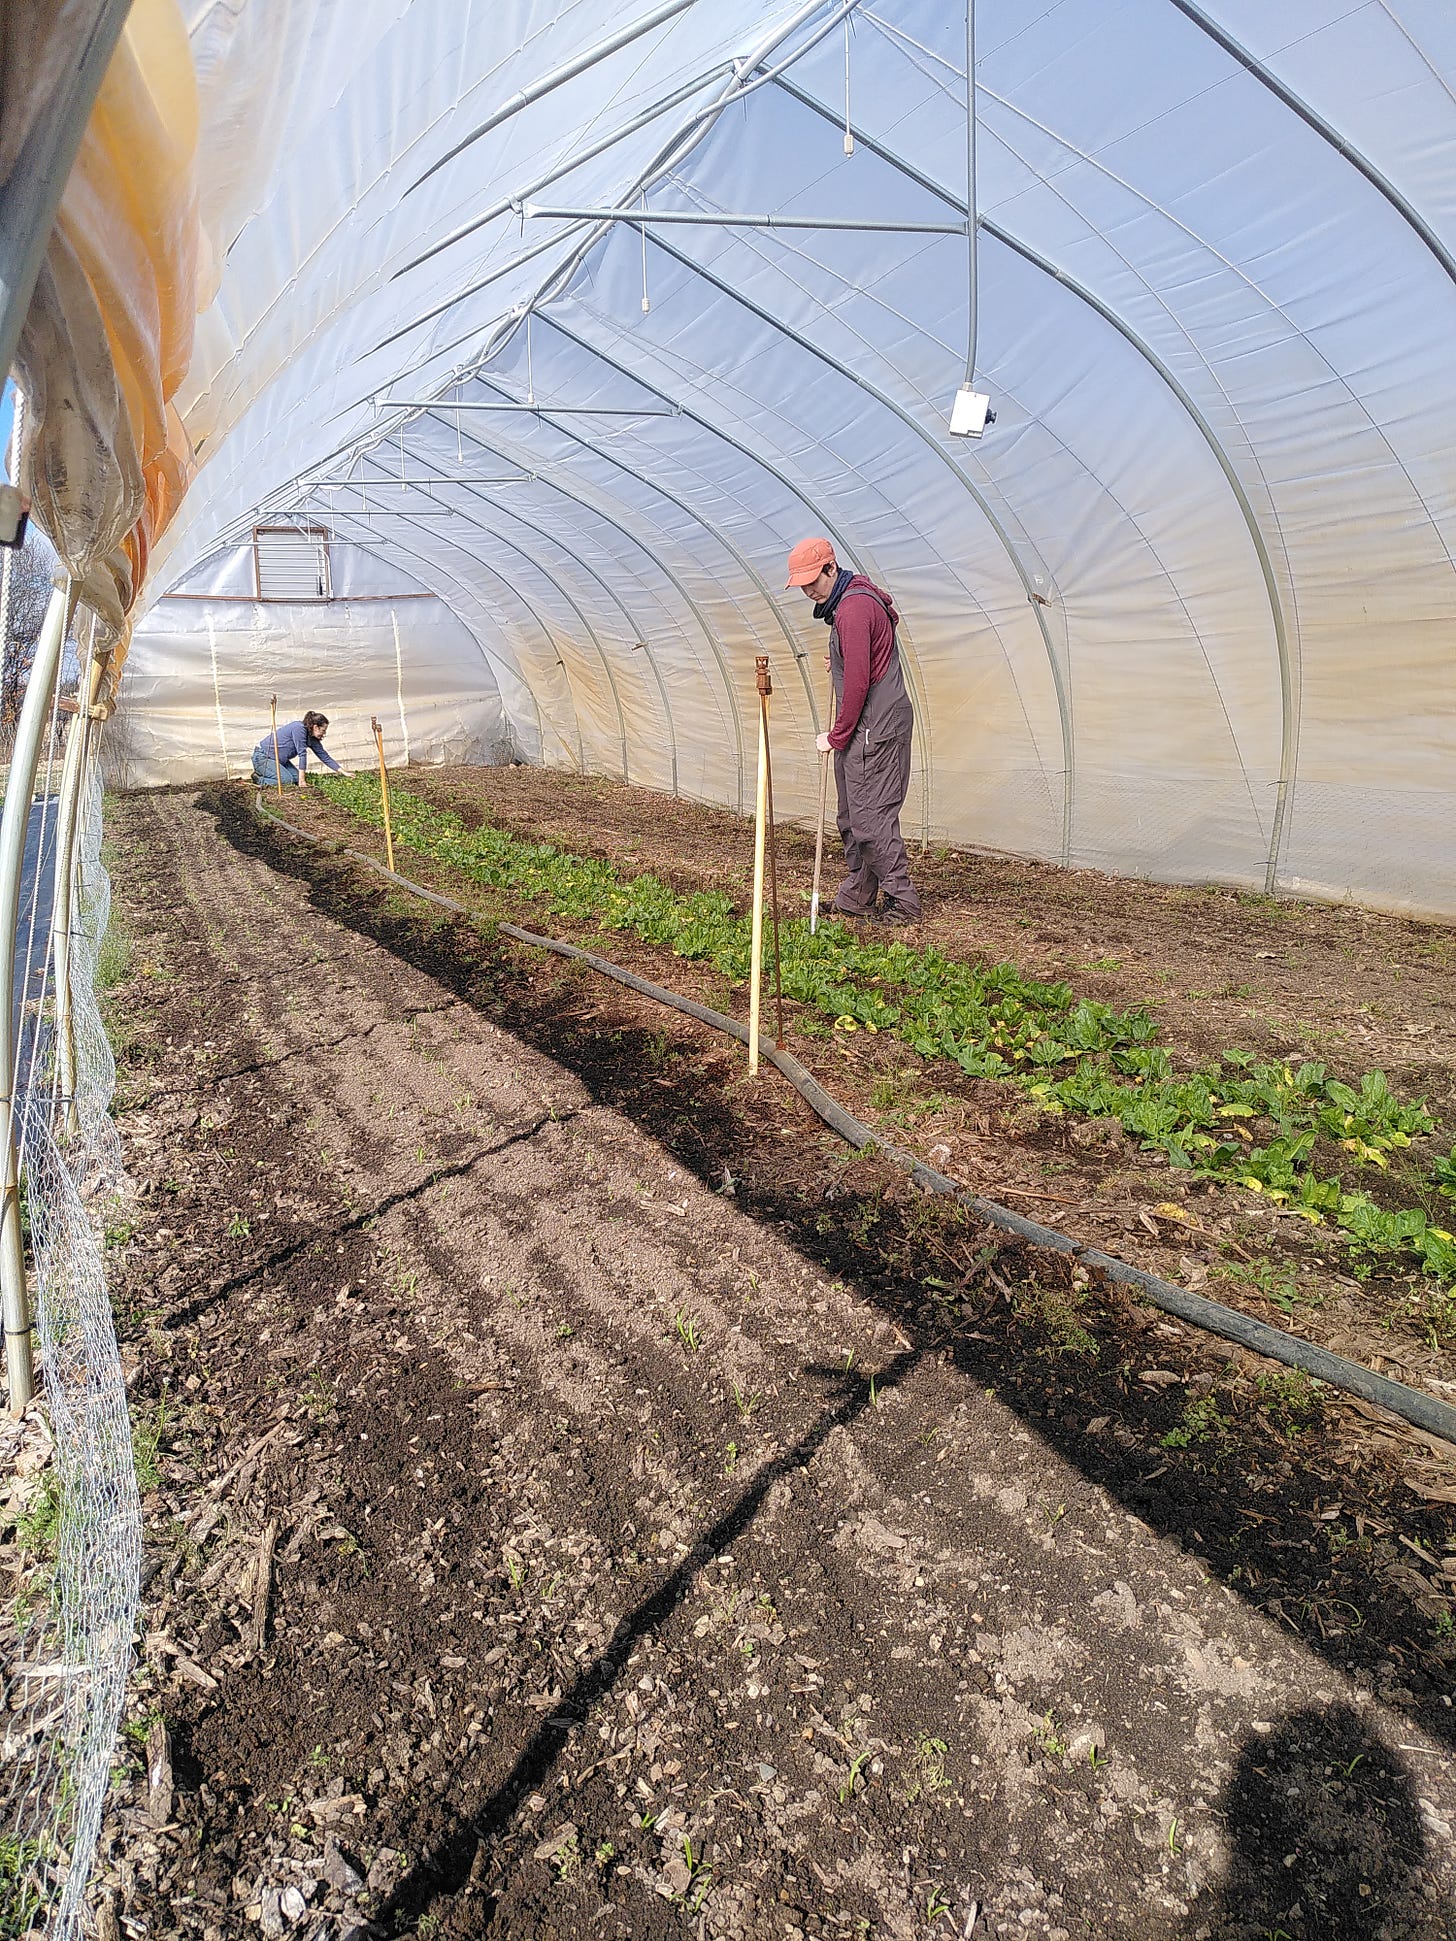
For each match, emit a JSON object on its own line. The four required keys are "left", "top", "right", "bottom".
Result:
{"left": 252, "top": 711, "right": 343, "bottom": 788}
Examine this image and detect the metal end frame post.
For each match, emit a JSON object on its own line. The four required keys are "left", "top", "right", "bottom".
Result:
{"left": 50, "top": 645, "right": 105, "bottom": 1139}
{"left": 270, "top": 694, "right": 283, "bottom": 799}
{"left": 0, "top": 581, "right": 72, "bottom": 1410}
{"left": 371, "top": 715, "right": 397, "bottom": 872}
{"left": 748, "top": 658, "right": 772, "bottom": 1076}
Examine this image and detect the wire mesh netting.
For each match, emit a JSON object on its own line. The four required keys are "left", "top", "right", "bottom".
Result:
{"left": 0, "top": 745, "right": 140, "bottom": 1940}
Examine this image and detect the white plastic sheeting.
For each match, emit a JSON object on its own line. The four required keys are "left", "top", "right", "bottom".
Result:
{"left": 116, "top": 1, "right": 1456, "bottom": 916}
{"left": 108, "top": 540, "right": 512, "bottom": 786}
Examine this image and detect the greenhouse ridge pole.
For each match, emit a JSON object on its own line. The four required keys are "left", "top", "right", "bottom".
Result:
{"left": 0, "top": 581, "right": 72, "bottom": 1410}
{"left": 523, "top": 208, "right": 965, "bottom": 235}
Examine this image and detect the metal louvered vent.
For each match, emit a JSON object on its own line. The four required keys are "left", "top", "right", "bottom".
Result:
{"left": 253, "top": 525, "right": 332, "bottom": 601}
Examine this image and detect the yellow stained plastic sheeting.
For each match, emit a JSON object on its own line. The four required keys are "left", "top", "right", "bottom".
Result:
{"left": 15, "top": 0, "right": 200, "bottom": 652}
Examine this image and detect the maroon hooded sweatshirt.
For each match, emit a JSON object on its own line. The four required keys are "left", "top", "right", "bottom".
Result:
{"left": 823, "top": 573, "right": 902, "bottom": 752}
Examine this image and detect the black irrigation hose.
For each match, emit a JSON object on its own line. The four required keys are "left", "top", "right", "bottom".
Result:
{"left": 257, "top": 799, "right": 1456, "bottom": 1449}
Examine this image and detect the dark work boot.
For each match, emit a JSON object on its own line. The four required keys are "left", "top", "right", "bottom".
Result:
{"left": 875, "top": 899, "right": 920, "bottom": 926}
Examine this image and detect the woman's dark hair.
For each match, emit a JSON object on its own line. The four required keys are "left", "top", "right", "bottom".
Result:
{"left": 303, "top": 711, "right": 329, "bottom": 737}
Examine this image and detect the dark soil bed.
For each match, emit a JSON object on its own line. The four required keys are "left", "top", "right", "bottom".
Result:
{"left": 92, "top": 781, "right": 1456, "bottom": 1941}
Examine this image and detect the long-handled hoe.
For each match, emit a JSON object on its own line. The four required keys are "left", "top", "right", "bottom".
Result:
{"left": 747, "top": 657, "right": 785, "bottom": 1074}
{"left": 810, "top": 674, "right": 833, "bottom": 934}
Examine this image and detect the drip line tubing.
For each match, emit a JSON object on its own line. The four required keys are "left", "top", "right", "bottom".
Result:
{"left": 256, "top": 798, "right": 1456, "bottom": 1449}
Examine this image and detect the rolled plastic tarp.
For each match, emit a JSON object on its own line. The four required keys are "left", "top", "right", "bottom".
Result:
{"left": 13, "top": 0, "right": 200, "bottom": 651}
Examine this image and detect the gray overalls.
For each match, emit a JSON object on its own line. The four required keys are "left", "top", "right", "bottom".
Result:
{"left": 828, "top": 588, "right": 920, "bottom": 918}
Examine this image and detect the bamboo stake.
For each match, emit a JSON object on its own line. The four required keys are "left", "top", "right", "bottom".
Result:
{"left": 747, "top": 657, "right": 771, "bottom": 1075}
{"left": 269, "top": 695, "right": 283, "bottom": 800}
{"left": 371, "top": 715, "right": 396, "bottom": 873}
{"left": 762, "top": 677, "right": 785, "bottom": 1050}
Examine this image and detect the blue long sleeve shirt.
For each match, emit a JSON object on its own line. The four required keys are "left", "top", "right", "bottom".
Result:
{"left": 254, "top": 719, "right": 342, "bottom": 775}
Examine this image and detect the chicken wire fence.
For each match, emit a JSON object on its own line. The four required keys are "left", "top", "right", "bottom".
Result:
{"left": 1, "top": 740, "right": 140, "bottom": 1941}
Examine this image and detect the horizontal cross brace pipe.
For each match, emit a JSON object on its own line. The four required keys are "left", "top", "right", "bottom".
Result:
{"left": 300, "top": 477, "right": 533, "bottom": 488}
{"left": 285, "top": 508, "right": 468, "bottom": 520}
{"left": 394, "top": 64, "right": 732, "bottom": 279}
{"left": 523, "top": 205, "right": 967, "bottom": 234}
{"left": 377, "top": 400, "right": 679, "bottom": 415}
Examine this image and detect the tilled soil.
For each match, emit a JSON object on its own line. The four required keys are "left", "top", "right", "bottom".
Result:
{"left": 94, "top": 787, "right": 1456, "bottom": 1941}
{"left": 311, "top": 765, "right": 1456, "bottom": 1391}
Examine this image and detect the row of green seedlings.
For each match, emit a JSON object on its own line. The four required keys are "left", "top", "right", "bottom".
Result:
{"left": 317, "top": 776, "right": 1456, "bottom": 1292}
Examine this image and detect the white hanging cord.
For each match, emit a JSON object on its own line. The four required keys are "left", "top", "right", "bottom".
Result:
{"left": 399, "top": 427, "right": 407, "bottom": 486}
{"left": 640, "top": 197, "right": 651, "bottom": 314}
{"left": 963, "top": 0, "right": 978, "bottom": 385}
{"left": 526, "top": 313, "right": 536, "bottom": 404}
{"left": 843, "top": 16, "right": 854, "bottom": 155}
{"left": 456, "top": 409, "right": 464, "bottom": 465}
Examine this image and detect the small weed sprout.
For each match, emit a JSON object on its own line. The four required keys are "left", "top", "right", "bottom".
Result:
{"left": 553, "top": 1832, "right": 580, "bottom": 1880}
{"left": 731, "top": 1381, "right": 761, "bottom": 1419}
{"left": 921, "top": 1735, "right": 950, "bottom": 1790}
{"left": 1161, "top": 1395, "right": 1231, "bottom": 1450}
{"left": 839, "top": 1749, "right": 872, "bottom": 1803}
{"left": 674, "top": 1308, "right": 702, "bottom": 1353}
{"left": 503, "top": 1549, "right": 525, "bottom": 1591}
{"left": 1032, "top": 1711, "right": 1067, "bottom": 1761}
{"left": 225, "top": 1212, "right": 250, "bottom": 1240}
{"left": 133, "top": 1400, "right": 167, "bottom": 1494}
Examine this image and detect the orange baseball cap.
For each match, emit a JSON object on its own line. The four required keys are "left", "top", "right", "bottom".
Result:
{"left": 785, "top": 536, "right": 835, "bottom": 588}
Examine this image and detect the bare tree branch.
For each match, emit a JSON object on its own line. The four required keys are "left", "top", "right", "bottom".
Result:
{"left": 1, "top": 530, "right": 57, "bottom": 725}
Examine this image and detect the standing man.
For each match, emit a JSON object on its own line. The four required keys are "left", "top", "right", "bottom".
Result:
{"left": 785, "top": 537, "right": 921, "bottom": 925}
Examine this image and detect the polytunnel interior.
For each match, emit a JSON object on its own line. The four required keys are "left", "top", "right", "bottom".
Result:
{"left": 108, "top": 0, "right": 1456, "bottom": 920}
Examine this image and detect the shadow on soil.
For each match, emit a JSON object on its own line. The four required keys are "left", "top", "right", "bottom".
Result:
{"left": 197, "top": 785, "right": 1456, "bottom": 1931}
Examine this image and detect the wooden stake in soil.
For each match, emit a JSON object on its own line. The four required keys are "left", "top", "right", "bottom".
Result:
{"left": 748, "top": 657, "right": 771, "bottom": 1075}
{"left": 762, "top": 676, "right": 786, "bottom": 1050}
{"left": 269, "top": 694, "right": 283, "bottom": 801}
{"left": 371, "top": 714, "right": 396, "bottom": 873}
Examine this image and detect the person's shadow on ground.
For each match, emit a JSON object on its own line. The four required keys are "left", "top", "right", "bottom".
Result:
{"left": 1186, "top": 1703, "right": 1445, "bottom": 1939}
